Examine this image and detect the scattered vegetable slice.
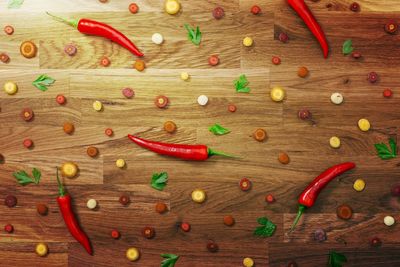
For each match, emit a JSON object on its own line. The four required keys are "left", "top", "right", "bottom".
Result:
{"left": 184, "top": 24, "right": 202, "bottom": 45}
{"left": 32, "top": 74, "right": 56, "bottom": 92}
{"left": 151, "top": 172, "right": 168, "bottom": 191}
{"left": 161, "top": 253, "right": 180, "bottom": 267}
{"left": 13, "top": 168, "right": 41, "bottom": 185}
{"left": 8, "top": 0, "right": 24, "bottom": 8}
{"left": 328, "top": 251, "right": 347, "bottom": 267}
{"left": 342, "top": 39, "right": 354, "bottom": 55}
{"left": 234, "top": 74, "right": 251, "bottom": 93}
{"left": 374, "top": 138, "right": 397, "bottom": 160}
{"left": 209, "top": 123, "right": 230, "bottom": 135}
{"left": 254, "top": 217, "right": 276, "bottom": 237}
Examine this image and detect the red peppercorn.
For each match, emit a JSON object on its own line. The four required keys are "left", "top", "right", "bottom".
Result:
{"left": 212, "top": 7, "right": 225, "bottom": 20}
{"left": 223, "top": 215, "right": 235, "bottom": 226}
{"left": 272, "top": 56, "right": 281, "bottom": 65}
{"left": 23, "top": 138, "right": 33, "bottom": 149}
{"left": 105, "top": 128, "right": 113, "bottom": 136}
{"left": 279, "top": 32, "right": 289, "bottom": 43}
{"left": 180, "top": 222, "right": 191, "bottom": 232}
{"left": 250, "top": 5, "right": 261, "bottom": 15}
{"left": 383, "top": 89, "right": 393, "bottom": 98}
{"left": 206, "top": 241, "right": 219, "bottom": 253}
{"left": 370, "top": 237, "right": 382, "bottom": 247}
{"left": 239, "top": 178, "right": 252, "bottom": 191}
{"left": 350, "top": 2, "right": 360, "bottom": 12}
{"left": 4, "top": 224, "right": 13, "bottom": 233}
{"left": 367, "top": 72, "right": 378, "bottom": 83}
{"left": 298, "top": 109, "right": 312, "bottom": 120}
{"left": 351, "top": 51, "right": 361, "bottom": 59}
{"left": 384, "top": 21, "right": 398, "bottom": 34}
{"left": 111, "top": 229, "right": 120, "bottom": 239}
{"left": 141, "top": 226, "right": 155, "bottom": 239}
{"left": 56, "top": 94, "right": 66, "bottom": 105}
{"left": 119, "top": 195, "right": 130, "bottom": 206}
{"left": 265, "top": 194, "right": 275, "bottom": 203}
{"left": 4, "top": 195, "right": 17, "bottom": 207}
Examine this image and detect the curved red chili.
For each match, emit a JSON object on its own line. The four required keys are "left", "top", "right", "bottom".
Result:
{"left": 56, "top": 168, "right": 93, "bottom": 255}
{"left": 46, "top": 12, "right": 143, "bottom": 57}
{"left": 287, "top": 0, "right": 329, "bottom": 58}
{"left": 127, "top": 135, "right": 235, "bottom": 161}
{"left": 290, "top": 162, "right": 356, "bottom": 232}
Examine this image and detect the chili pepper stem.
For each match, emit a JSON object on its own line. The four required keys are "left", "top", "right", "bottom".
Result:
{"left": 207, "top": 148, "right": 239, "bottom": 159}
{"left": 56, "top": 167, "right": 66, "bottom": 197}
{"left": 289, "top": 204, "right": 306, "bottom": 233}
{"left": 46, "top": 12, "right": 79, "bottom": 28}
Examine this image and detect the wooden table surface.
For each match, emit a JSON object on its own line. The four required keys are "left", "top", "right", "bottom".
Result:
{"left": 1, "top": 0, "right": 400, "bottom": 266}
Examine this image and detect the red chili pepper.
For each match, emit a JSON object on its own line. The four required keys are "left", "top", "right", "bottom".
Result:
{"left": 46, "top": 12, "right": 143, "bottom": 57}
{"left": 287, "top": 0, "right": 329, "bottom": 58}
{"left": 127, "top": 135, "right": 235, "bottom": 161}
{"left": 290, "top": 162, "right": 355, "bottom": 232}
{"left": 56, "top": 168, "right": 93, "bottom": 255}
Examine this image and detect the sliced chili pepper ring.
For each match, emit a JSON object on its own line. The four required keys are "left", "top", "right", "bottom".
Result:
{"left": 155, "top": 95, "right": 169, "bottom": 108}
{"left": 272, "top": 56, "right": 281, "bottom": 65}
{"left": 122, "top": 87, "right": 135, "bottom": 98}
{"left": 278, "top": 32, "right": 289, "bottom": 43}
{"left": 64, "top": 44, "right": 77, "bottom": 56}
{"left": 350, "top": 2, "right": 360, "bottom": 12}
{"left": 141, "top": 226, "right": 155, "bottom": 239}
{"left": 129, "top": 3, "right": 139, "bottom": 13}
{"left": 4, "top": 224, "right": 13, "bottom": 233}
{"left": 56, "top": 94, "right": 66, "bottom": 105}
{"left": 0, "top": 53, "right": 10, "bottom": 63}
{"left": 251, "top": 5, "right": 261, "bottom": 15}
{"left": 265, "top": 194, "right": 275, "bottom": 203}
{"left": 228, "top": 104, "right": 237, "bottom": 112}
{"left": 337, "top": 204, "right": 353, "bottom": 220}
{"left": 239, "top": 178, "right": 252, "bottom": 191}
{"left": 63, "top": 122, "right": 75, "bottom": 134}
{"left": 208, "top": 55, "right": 219, "bottom": 66}
{"left": 206, "top": 241, "right": 219, "bottom": 253}
{"left": 134, "top": 60, "right": 145, "bottom": 71}
{"left": 20, "top": 41, "right": 37, "bottom": 58}
{"left": 105, "top": 128, "right": 114, "bottom": 136}
{"left": 4, "top": 25, "right": 14, "bottom": 35}
{"left": 21, "top": 108, "right": 34, "bottom": 122}
{"left": 164, "top": 121, "right": 177, "bottom": 133}
{"left": 367, "top": 72, "right": 378, "bottom": 83}
{"left": 100, "top": 57, "right": 110, "bottom": 67}
{"left": 223, "top": 215, "right": 235, "bottom": 226}
{"left": 111, "top": 229, "right": 120, "bottom": 239}
{"left": 23, "top": 138, "right": 33, "bottom": 148}
{"left": 385, "top": 21, "right": 398, "bottom": 34}
{"left": 86, "top": 146, "right": 99, "bottom": 158}
{"left": 119, "top": 195, "right": 130, "bottom": 206}
{"left": 180, "top": 222, "right": 191, "bottom": 232}
{"left": 253, "top": 128, "right": 267, "bottom": 142}
{"left": 383, "top": 89, "right": 393, "bottom": 98}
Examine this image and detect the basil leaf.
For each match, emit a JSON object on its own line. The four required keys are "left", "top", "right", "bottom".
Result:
{"left": 184, "top": 24, "right": 202, "bottom": 45}
{"left": 374, "top": 139, "right": 397, "bottom": 160}
{"left": 389, "top": 138, "right": 397, "bottom": 156}
{"left": 328, "top": 251, "right": 347, "bottom": 267}
{"left": 209, "top": 123, "right": 230, "bottom": 135}
{"left": 32, "top": 168, "right": 41, "bottom": 184}
{"left": 234, "top": 74, "right": 251, "bottom": 93}
{"left": 161, "top": 253, "right": 179, "bottom": 267}
{"left": 253, "top": 217, "right": 276, "bottom": 237}
{"left": 8, "top": 0, "right": 24, "bottom": 8}
{"left": 13, "top": 170, "right": 34, "bottom": 185}
{"left": 151, "top": 172, "right": 168, "bottom": 191}
{"left": 342, "top": 39, "right": 354, "bottom": 55}
{"left": 32, "top": 74, "right": 56, "bottom": 92}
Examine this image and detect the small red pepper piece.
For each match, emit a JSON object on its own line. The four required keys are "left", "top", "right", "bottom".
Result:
{"left": 290, "top": 162, "right": 355, "bottom": 232}
{"left": 46, "top": 12, "right": 143, "bottom": 57}
{"left": 287, "top": 0, "right": 329, "bottom": 58}
{"left": 56, "top": 168, "right": 93, "bottom": 255}
{"left": 127, "top": 135, "right": 236, "bottom": 161}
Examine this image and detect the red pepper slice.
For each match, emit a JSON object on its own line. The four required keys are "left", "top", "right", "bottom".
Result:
{"left": 287, "top": 0, "right": 329, "bottom": 58}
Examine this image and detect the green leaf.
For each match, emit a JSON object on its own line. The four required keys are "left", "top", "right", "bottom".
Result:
{"left": 8, "top": 0, "right": 24, "bottom": 8}
{"left": 32, "top": 168, "right": 41, "bottom": 184}
{"left": 13, "top": 170, "right": 34, "bottom": 185}
{"left": 374, "top": 138, "right": 397, "bottom": 160}
{"left": 328, "top": 251, "right": 347, "bottom": 267}
{"left": 389, "top": 138, "right": 397, "bottom": 156}
{"left": 184, "top": 24, "right": 202, "bottom": 45}
{"left": 151, "top": 172, "right": 168, "bottom": 191}
{"left": 161, "top": 253, "right": 180, "bottom": 267}
{"left": 209, "top": 123, "right": 230, "bottom": 136}
{"left": 253, "top": 217, "right": 276, "bottom": 237}
{"left": 32, "top": 74, "right": 56, "bottom": 92}
{"left": 234, "top": 74, "right": 251, "bottom": 93}
{"left": 342, "top": 39, "right": 354, "bottom": 55}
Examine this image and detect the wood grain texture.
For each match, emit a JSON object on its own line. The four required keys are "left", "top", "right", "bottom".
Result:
{"left": 0, "top": 0, "right": 400, "bottom": 266}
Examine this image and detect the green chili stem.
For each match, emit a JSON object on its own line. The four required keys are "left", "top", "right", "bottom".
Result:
{"left": 56, "top": 167, "right": 66, "bottom": 197}
{"left": 208, "top": 148, "right": 239, "bottom": 159}
{"left": 289, "top": 205, "right": 306, "bottom": 233}
{"left": 46, "top": 12, "right": 79, "bottom": 28}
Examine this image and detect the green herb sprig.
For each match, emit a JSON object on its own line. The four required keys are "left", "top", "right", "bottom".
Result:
{"left": 8, "top": 0, "right": 24, "bottom": 8}
{"left": 13, "top": 168, "right": 41, "bottom": 186}
{"left": 234, "top": 74, "right": 250, "bottom": 93}
{"left": 374, "top": 138, "right": 397, "bottom": 160}
{"left": 254, "top": 217, "right": 276, "bottom": 237}
{"left": 209, "top": 123, "right": 230, "bottom": 136}
{"left": 184, "top": 24, "right": 202, "bottom": 45}
{"left": 32, "top": 74, "right": 56, "bottom": 91}
{"left": 328, "top": 251, "right": 347, "bottom": 267}
{"left": 151, "top": 172, "right": 168, "bottom": 191}
{"left": 342, "top": 39, "right": 354, "bottom": 55}
{"left": 161, "top": 253, "right": 180, "bottom": 267}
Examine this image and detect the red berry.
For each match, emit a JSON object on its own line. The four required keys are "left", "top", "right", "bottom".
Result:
{"left": 4, "top": 224, "right": 13, "bottom": 233}
{"left": 208, "top": 55, "right": 219, "bottom": 66}
{"left": 23, "top": 138, "right": 33, "bottom": 148}
{"left": 239, "top": 178, "right": 252, "bottom": 191}
{"left": 4, "top": 195, "right": 17, "bottom": 208}
{"left": 111, "top": 229, "right": 120, "bottom": 239}
{"left": 367, "top": 72, "right": 378, "bottom": 83}
{"left": 370, "top": 237, "right": 382, "bottom": 247}
{"left": 278, "top": 32, "right": 289, "bottom": 43}
{"left": 142, "top": 226, "right": 155, "bottom": 239}
{"left": 350, "top": 2, "right": 360, "bottom": 12}
{"left": 383, "top": 89, "right": 393, "bottom": 98}
{"left": 56, "top": 94, "right": 66, "bottom": 105}
{"left": 180, "top": 222, "right": 191, "bottom": 232}
{"left": 206, "top": 241, "right": 219, "bottom": 253}
{"left": 129, "top": 3, "right": 139, "bottom": 14}
{"left": 351, "top": 51, "right": 361, "bottom": 59}
{"left": 298, "top": 109, "right": 311, "bottom": 120}
{"left": 101, "top": 57, "right": 110, "bottom": 67}
{"left": 265, "top": 194, "right": 275, "bottom": 203}
{"left": 251, "top": 5, "right": 261, "bottom": 15}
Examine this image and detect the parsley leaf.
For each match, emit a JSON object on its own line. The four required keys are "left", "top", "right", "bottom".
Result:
{"left": 374, "top": 138, "right": 397, "bottom": 160}
{"left": 32, "top": 74, "right": 56, "bottom": 92}
{"left": 151, "top": 172, "right": 168, "bottom": 191}
{"left": 328, "top": 251, "right": 347, "bottom": 267}
{"left": 13, "top": 168, "right": 41, "bottom": 186}
{"left": 342, "top": 39, "right": 354, "bottom": 55}
{"left": 209, "top": 123, "right": 230, "bottom": 135}
{"left": 8, "top": 0, "right": 24, "bottom": 8}
{"left": 234, "top": 74, "right": 251, "bottom": 93}
{"left": 184, "top": 24, "right": 202, "bottom": 45}
{"left": 254, "top": 216, "right": 276, "bottom": 237}
{"left": 161, "top": 253, "right": 180, "bottom": 267}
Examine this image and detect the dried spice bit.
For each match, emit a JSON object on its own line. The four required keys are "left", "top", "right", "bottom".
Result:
{"left": 164, "top": 121, "right": 177, "bottom": 133}
{"left": 384, "top": 215, "right": 395, "bottom": 226}
{"left": 367, "top": 71, "right": 378, "bottom": 83}
{"left": 350, "top": 2, "right": 360, "bottom": 12}
{"left": 142, "top": 226, "right": 155, "bottom": 239}
{"left": 370, "top": 237, "right": 382, "bottom": 247}
{"left": 336, "top": 204, "right": 353, "bottom": 220}
{"left": 272, "top": 56, "right": 281, "bottom": 65}
{"left": 129, "top": 3, "right": 139, "bottom": 14}
{"left": 206, "top": 241, "right": 219, "bottom": 253}
{"left": 239, "top": 178, "right": 252, "bottom": 191}
{"left": 4, "top": 25, "right": 14, "bottom": 35}
{"left": 155, "top": 95, "right": 169, "bottom": 108}
{"left": 155, "top": 202, "right": 168, "bottom": 214}
{"left": 191, "top": 189, "right": 206, "bottom": 203}
{"left": 134, "top": 59, "right": 145, "bottom": 71}
{"left": 228, "top": 104, "right": 237, "bottom": 112}
{"left": 208, "top": 55, "right": 219, "bottom": 66}
{"left": 383, "top": 89, "right": 393, "bottom": 98}
{"left": 126, "top": 247, "right": 140, "bottom": 261}
{"left": 56, "top": 94, "right": 66, "bottom": 105}
{"left": 4, "top": 224, "right": 14, "bottom": 233}
{"left": 122, "top": 87, "right": 134, "bottom": 98}
{"left": 243, "top": 37, "right": 253, "bottom": 47}
{"left": 297, "top": 66, "right": 309, "bottom": 78}
{"left": 278, "top": 152, "right": 290, "bottom": 164}
{"left": 20, "top": 41, "right": 37, "bottom": 58}
{"left": 61, "top": 162, "right": 79, "bottom": 178}
{"left": 5, "top": 195, "right": 17, "bottom": 208}
{"left": 253, "top": 128, "right": 267, "bottom": 142}
{"left": 212, "top": 7, "right": 225, "bottom": 20}
{"left": 4, "top": 81, "right": 18, "bottom": 95}
{"left": 100, "top": 57, "right": 110, "bottom": 67}
{"left": 351, "top": 51, "right": 361, "bottom": 59}
{"left": 86, "top": 146, "right": 99, "bottom": 158}
{"left": 0, "top": 53, "right": 10, "bottom": 63}
{"left": 21, "top": 108, "right": 34, "bottom": 122}
{"left": 63, "top": 122, "right": 75, "bottom": 134}
{"left": 270, "top": 86, "right": 285, "bottom": 102}
{"left": 64, "top": 44, "right": 77, "bottom": 56}
{"left": 314, "top": 228, "right": 327, "bottom": 242}
{"left": 223, "top": 215, "right": 235, "bottom": 226}
{"left": 105, "top": 128, "right": 113, "bottom": 136}
{"left": 180, "top": 222, "right": 191, "bottom": 232}
{"left": 115, "top": 158, "right": 126, "bottom": 168}
{"left": 265, "top": 194, "right": 275, "bottom": 203}
{"left": 111, "top": 229, "right": 120, "bottom": 239}
{"left": 119, "top": 195, "right": 130, "bottom": 206}
{"left": 353, "top": 179, "right": 365, "bottom": 192}
{"left": 251, "top": 5, "right": 261, "bottom": 15}
{"left": 278, "top": 32, "right": 289, "bottom": 43}
{"left": 384, "top": 20, "right": 398, "bottom": 34}
{"left": 36, "top": 203, "right": 48, "bottom": 216}
{"left": 243, "top": 257, "right": 255, "bottom": 267}
{"left": 23, "top": 138, "right": 33, "bottom": 149}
